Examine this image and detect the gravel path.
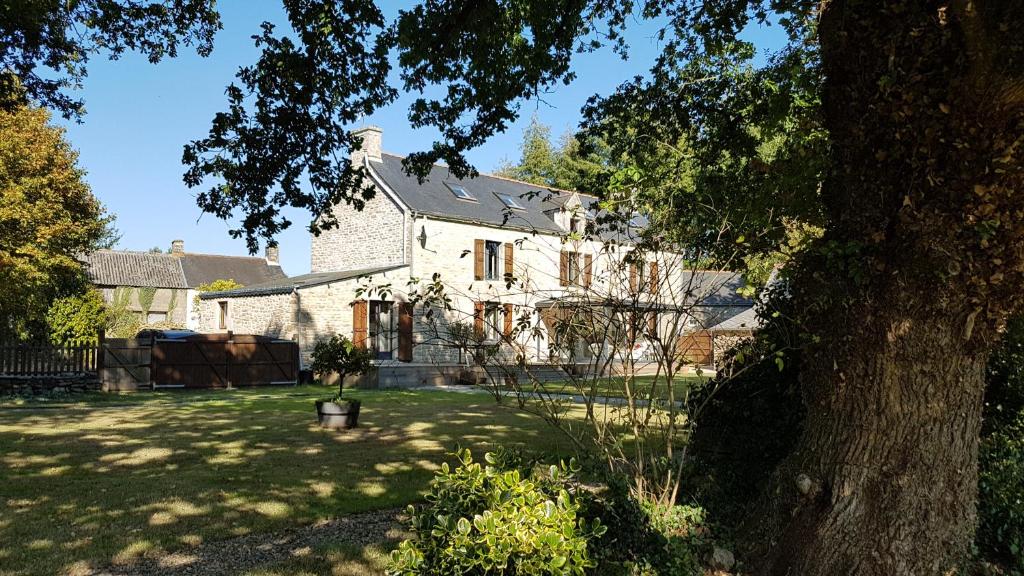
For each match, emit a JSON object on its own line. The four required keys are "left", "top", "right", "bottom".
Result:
{"left": 92, "top": 508, "right": 408, "bottom": 576}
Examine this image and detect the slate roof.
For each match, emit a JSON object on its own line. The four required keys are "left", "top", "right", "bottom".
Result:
{"left": 81, "top": 251, "right": 188, "bottom": 288}
{"left": 679, "top": 271, "right": 751, "bottom": 307}
{"left": 370, "top": 153, "right": 613, "bottom": 235}
{"left": 708, "top": 306, "right": 761, "bottom": 331}
{"left": 81, "top": 250, "right": 285, "bottom": 289}
{"left": 180, "top": 254, "right": 287, "bottom": 287}
{"left": 199, "top": 265, "right": 407, "bottom": 299}
{"left": 533, "top": 271, "right": 753, "bottom": 310}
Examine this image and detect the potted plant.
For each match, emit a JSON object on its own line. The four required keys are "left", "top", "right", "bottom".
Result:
{"left": 310, "top": 335, "right": 374, "bottom": 429}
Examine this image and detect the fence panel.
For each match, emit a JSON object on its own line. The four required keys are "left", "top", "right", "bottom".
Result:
{"left": 0, "top": 343, "right": 99, "bottom": 376}
{"left": 152, "top": 336, "right": 298, "bottom": 388}
{"left": 101, "top": 339, "right": 152, "bottom": 391}
{"left": 677, "top": 331, "right": 714, "bottom": 367}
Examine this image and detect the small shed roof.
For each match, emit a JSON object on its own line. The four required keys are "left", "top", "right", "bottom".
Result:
{"left": 199, "top": 265, "right": 408, "bottom": 299}
{"left": 708, "top": 307, "right": 761, "bottom": 332}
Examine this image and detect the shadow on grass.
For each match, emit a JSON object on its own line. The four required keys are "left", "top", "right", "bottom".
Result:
{"left": 0, "top": 388, "right": 573, "bottom": 576}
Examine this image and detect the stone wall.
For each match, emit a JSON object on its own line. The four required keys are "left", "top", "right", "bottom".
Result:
{"left": 310, "top": 186, "right": 408, "bottom": 273}
{"left": 198, "top": 267, "right": 409, "bottom": 366}
{"left": 201, "top": 206, "right": 755, "bottom": 381}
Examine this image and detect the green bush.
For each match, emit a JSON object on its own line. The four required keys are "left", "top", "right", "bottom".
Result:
{"left": 644, "top": 503, "right": 709, "bottom": 575}
{"left": 45, "top": 290, "right": 107, "bottom": 344}
{"left": 985, "top": 317, "right": 1024, "bottom": 435}
{"left": 387, "top": 449, "right": 606, "bottom": 575}
{"left": 582, "top": 488, "right": 708, "bottom": 576}
{"left": 977, "top": 412, "right": 1024, "bottom": 571}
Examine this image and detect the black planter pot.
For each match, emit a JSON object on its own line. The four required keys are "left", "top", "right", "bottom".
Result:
{"left": 315, "top": 399, "right": 361, "bottom": 429}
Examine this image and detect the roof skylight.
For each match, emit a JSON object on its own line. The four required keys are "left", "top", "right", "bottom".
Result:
{"left": 446, "top": 182, "right": 475, "bottom": 201}
{"left": 496, "top": 192, "right": 525, "bottom": 210}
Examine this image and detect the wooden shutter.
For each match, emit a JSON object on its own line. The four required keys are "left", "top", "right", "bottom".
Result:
{"left": 649, "top": 261, "right": 659, "bottom": 294}
{"left": 504, "top": 243, "right": 514, "bottom": 280}
{"left": 647, "top": 311, "right": 658, "bottom": 336}
{"left": 629, "top": 263, "right": 638, "bottom": 292}
{"left": 503, "top": 303, "right": 514, "bottom": 339}
{"left": 398, "top": 302, "right": 413, "bottom": 362}
{"left": 474, "top": 301, "right": 485, "bottom": 339}
{"left": 352, "top": 300, "right": 368, "bottom": 349}
{"left": 583, "top": 254, "right": 593, "bottom": 287}
{"left": 474, "top": 239, "right": 485, "bottom": 280}
{"left": 559, "top": 251, "right": 569, "bottom": 286}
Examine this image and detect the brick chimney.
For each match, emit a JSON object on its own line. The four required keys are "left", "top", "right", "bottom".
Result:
{"left": 170, "top": 239, "right": 185, "bottom": 255}
{"left": 351, "top": 125, "right": 383, "bottom": 165}
{"left": 265, "top": 244, "right": 280, "bottom": 265}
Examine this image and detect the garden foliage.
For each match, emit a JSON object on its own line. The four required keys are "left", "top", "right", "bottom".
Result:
{"left": 977, "top": 413, "right": 1024, "bottom": 571}
{"left": 977, "top": 318, "right": 1024, "bottom": 571}
{"left": 45, "top": 290, "right": 107, "bottom": 344}
{"left": 388, "top": 449, "right": 605, "bottom": 575}
{"left": 310, "top": 334, "right": 374, "bottom": 397}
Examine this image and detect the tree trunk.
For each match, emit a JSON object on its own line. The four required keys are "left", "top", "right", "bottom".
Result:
{"left": 747, "top": 0, "right": 1024, "bottom": 573}
{"left": 750, "top": 300, "right": 988, "bottom": 574}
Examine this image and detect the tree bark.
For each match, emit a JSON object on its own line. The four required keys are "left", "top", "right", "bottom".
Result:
{"left": 751, "top": 301, "right": 988, "bottom": 574}
{"left": 746, "top": 0, "right": 1024, "bottom": 573}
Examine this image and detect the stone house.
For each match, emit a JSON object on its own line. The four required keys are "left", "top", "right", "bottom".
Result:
{"left": 82, "top": 240, "right": 286, "bottom": 330}
{"left": 198, "top": 126, "right": 758, "bottom": 386}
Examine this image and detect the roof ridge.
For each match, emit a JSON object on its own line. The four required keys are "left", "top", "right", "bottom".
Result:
{"left": 182, "top": 252, "right": 267, "bottom": 260}
{"left": 378, "top": 152, "right": 595, "bottom": 199}
{"left": 91, "top": 248, "right": 268, "bottom": 260}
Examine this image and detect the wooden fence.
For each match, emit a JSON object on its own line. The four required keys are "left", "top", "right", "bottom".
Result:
{"left": 1, "top": 333, "right": 299, "bottom": 391}
{"left": 151, "top": 334, "right": 299, "bottom": 388}
{"left": 101, "top": 339, "right": 151, "bottom": 391}
{"left": 0, "top": 341, "right": 100, "bottom": 376}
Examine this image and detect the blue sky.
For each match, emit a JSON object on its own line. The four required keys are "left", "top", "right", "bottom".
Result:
{"left": 58, "top": 2, "right": 785, "bottom": 276}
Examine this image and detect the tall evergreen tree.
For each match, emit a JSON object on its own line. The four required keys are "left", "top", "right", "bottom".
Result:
{"left": 497, "top": 115, "right": 612, "bottom": 195}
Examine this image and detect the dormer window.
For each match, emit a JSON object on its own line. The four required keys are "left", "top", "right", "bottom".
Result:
{"left": 570, "top": 216, "right": 582, "bottom": 233}
{"left": 496, "top": 192, "right": 525, "bottom": 210}
{"left": 446, "top": 182, "right": 475, "bottom": 201}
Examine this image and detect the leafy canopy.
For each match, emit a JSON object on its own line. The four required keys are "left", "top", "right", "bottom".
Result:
{"left": 180, "top": 0, "right": 822, "bottom": 255}
{"left": 1, "top": 0, "right": 822, "bottom": 259}
{"left": 0, "top": 104, "right": 113, "bottom": 340}
{"left": 0, "top": 0, "right": 220, "bottom": 118}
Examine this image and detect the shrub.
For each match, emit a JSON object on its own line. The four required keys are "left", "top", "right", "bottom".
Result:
{"left": 45, "top": 290, "right": 107, "bottom": 344}
{"left": 580, "top": 478, "right": 709, "bottom": 575}
{"left": 977, "top": 412, "right": 1024, "bottom": 571}
{"left": 985, "top": 317, "right": 1024, "bottom": 435}
{"left": 387, "top": 449, "right": 606, "bottom": 575}
{"left": 309, "top": 335, "right": 374, "bottom": 398}
{"left": 192, "top": 278, "right": 243, "bottom": 311}
{"left": 686, "top": 291, "right": 804, "bottom": 533}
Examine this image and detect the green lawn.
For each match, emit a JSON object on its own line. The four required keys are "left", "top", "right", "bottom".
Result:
{"left": 536, "top": 374, "right": 708, "bottom": 400}
{"left": 0, "top": 386, "right": 573, "bottom": 576}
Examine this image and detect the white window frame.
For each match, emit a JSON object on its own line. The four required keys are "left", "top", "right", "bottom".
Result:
{"left": 496, "top": 192, "right": 525, "bottom": 210}
{"left": 446, "top": 182, "right": 475, "bottom": 201}
{"left": 484, "top": 240, "right": 501, "bottom": 280}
